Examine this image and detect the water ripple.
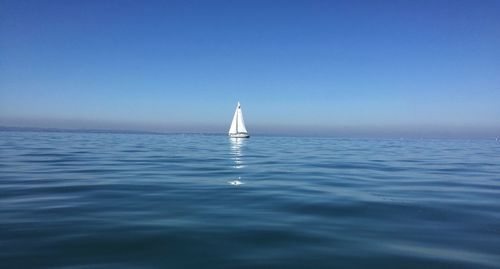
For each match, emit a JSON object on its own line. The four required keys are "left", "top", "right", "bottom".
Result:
{"left": 1, "top": 132, "right": 499, "bottom": 268}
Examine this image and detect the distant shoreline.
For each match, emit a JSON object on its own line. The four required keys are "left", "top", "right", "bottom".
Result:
{"left": 0, "top": 126, "right": 177, "bottom": 136}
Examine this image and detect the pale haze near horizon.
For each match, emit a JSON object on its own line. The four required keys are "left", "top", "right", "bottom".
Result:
{"left": 1, "top": 1, "right": 499, "bottom": 138}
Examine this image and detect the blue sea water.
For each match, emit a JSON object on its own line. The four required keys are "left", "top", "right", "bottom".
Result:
{"left": 1, "top": 131, "right": 499, "bottom": 269}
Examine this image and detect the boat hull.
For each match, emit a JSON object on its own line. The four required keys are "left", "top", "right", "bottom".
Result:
{"left": 229, "top": 133, "right": 250, "bottom": 138}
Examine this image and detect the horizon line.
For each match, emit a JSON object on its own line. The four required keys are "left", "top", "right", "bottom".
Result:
{"left": 1, "top": 125, "right": 499, "bottom": 140}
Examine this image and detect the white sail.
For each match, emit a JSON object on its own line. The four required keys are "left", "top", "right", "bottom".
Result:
{"left": 228, "top": 102, "right": 249, "bottom": 137}
{"left": 228, "top": 104, "right": 238, "bottom": 134}
{"left": 236, "top": 106, "right": 247, "bottom": 133}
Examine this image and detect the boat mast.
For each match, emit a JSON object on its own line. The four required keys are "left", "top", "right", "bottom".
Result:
{"left": 236, "top": 103, "right": 239, "bottom": 133}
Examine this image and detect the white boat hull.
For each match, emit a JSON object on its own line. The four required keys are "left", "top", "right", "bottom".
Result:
{"left": 229, "top": 133, "right": 250, "bottom": 138}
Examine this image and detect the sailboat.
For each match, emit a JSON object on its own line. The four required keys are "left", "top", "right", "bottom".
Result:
{"left": 228, "top": 102, "right": 250, "bottom": 138}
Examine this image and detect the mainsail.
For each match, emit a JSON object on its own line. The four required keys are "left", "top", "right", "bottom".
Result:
{"left": 228, "top": 102, "right": 248, "bottom": 136}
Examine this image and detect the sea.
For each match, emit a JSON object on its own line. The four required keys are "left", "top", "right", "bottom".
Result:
{"left": 1, "top": 131, "right": 499, "bottom": 269}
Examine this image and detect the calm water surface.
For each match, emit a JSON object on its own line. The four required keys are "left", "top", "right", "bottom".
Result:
{"left": 1, "top": 131, "right": 499, "bottom": 268}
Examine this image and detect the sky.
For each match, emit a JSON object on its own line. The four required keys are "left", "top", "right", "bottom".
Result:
{"left": 1, "top": 0, "right": 499, "bottom": 137}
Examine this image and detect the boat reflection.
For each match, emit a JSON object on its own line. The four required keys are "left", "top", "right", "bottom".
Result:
{"left": 230, "top": 138, "right": 246, "bottom": 169}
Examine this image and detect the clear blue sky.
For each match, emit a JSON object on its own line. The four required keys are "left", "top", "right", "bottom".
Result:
{"left": 1, "top": 0, "right": 499, "bottom": 137}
